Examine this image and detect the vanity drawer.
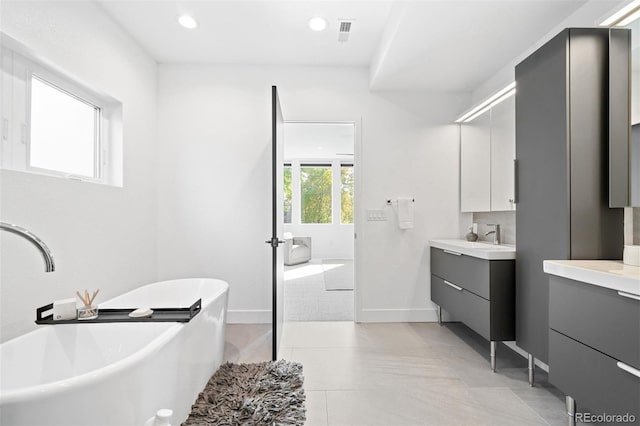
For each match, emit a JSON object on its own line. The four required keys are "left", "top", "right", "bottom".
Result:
{"left": 549, "top": 330, "right": 640, "bottom": 421}
{"left": 431, "top": 247, "right": 490, "bottom": 300}
{"left": 549, "top": 276, "right": 640, "bottom": 369}
{"left": 432, "top": 275, "right": 490, "bottom": 340}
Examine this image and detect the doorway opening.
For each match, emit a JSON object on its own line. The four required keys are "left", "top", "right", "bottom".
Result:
{"left": 282, "top": 122, "right": 356, "bottom": 321}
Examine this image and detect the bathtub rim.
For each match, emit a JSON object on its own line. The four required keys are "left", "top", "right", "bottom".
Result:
{"left": 0, "top": 277, "right": 229, "bottom": 406}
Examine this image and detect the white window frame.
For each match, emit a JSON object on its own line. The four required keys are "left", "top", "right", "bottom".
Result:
{"left": 26, "top": 70, "right": 104, "bottom": 182}
{"left": 284, "top": 160, "right": 354, "bottom": 226}
{"left": 1, "top": 35, "right": 121, "bottom": 186}
{"left": 283, "top": 163, "right": 293, "bottom": 224}
{"left": 339, "top": 163, "right": 354, "bottom": 225}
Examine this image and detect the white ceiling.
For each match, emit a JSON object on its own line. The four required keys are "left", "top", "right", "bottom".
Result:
{"left": 98, "top": 1, "right": 393, "bottom": 66}
{"left": 284, "top": 122, "right": 354, "bottom": 160}
{"left": 98, "top": 0, "right": 592, "bottom": 91}
{"left": 369, "top": 1, "right": 587, "bottom": 91}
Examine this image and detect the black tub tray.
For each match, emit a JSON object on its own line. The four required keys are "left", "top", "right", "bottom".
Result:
{"left": 35, "top": 299, "right": 201, "bottom": 324}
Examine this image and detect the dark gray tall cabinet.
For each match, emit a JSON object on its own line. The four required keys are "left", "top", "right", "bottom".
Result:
{"left": 515, "top": 28, "right": 626, "bottom": 384}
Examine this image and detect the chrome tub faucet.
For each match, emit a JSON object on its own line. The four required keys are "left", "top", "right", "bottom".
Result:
{"left": 0, "top": 221, "right": 55, "bottom": 272}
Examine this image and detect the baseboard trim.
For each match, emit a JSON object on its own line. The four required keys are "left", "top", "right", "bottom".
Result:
{"left": 227, "top": 309, "right": 271, "bottom": 324}
{"left": 357, "top": 307, "right": 438, "bottom": 322}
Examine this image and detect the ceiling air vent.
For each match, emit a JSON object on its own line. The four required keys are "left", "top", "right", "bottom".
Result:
{"left": 338, "top": 20, "right": 353, "bottom": 43}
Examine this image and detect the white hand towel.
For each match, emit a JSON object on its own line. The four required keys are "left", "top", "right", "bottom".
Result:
{"left": 397, "top": 197, "right": 414, "bottom": 229}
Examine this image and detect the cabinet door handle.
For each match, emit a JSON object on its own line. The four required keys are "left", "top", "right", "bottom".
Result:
{"left": 617, "top": 361, "right": 640, "bottom": 379}
{"left": 513, "top": 159, "right": 519, "bottom": 204}
{"left": 443, "top": 280, "right": 463, "bottom": 291}
{"left": 443, "top": 250, "right": 462, "bottom": 256}
{"left": 618, "top": 291, "right": 640, "bottom": 302}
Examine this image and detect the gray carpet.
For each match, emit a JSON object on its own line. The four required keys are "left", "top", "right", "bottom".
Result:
{"left": 183, "top": 360, "right": 306, "bottom": 426}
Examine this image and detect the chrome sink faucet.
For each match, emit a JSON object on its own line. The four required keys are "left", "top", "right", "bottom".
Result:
{"left": 484, "top": 224, "right": 501, "bottom": 245}
{"left": 0, "top": 221, "right": 55, "bottom": 272}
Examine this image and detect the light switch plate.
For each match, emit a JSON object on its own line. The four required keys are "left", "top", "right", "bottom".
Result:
{"left": 366, "top": 209, "right": 387, "bottom": 221}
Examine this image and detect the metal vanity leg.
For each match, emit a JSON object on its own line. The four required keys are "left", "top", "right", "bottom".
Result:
{"left": 490, "top": 341, "right": 497, "bottom": 372}
{"left": 528, "top": 354, "right": 535, "bottom": 387}
{"left": 437, "top": 306, "right": 442, "bottom": 326}
{"left": 566, "top": 396, "right": 576, "bottom": 426}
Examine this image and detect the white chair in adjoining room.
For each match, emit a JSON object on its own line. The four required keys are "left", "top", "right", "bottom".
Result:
{"left": 283, "top": 232, "right": 312, "bottom": 266}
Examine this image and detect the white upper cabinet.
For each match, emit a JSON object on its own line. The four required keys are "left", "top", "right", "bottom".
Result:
{"left": 460, "top": 96, "right": 515, "bottom": 213}
{"left": 490, "top": 96, "right": 516, "bottom": 211}
{"left": 460, "top": 109, "right": 491, "bottom": 212}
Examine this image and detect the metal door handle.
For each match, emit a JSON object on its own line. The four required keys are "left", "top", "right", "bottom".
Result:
{"left": 443, "top": 280, "right": 463, "bottom": 291}
{"left": 443, "top": 250, "right": 462, "bottom": 256}
{"left": 618, "top": 291, "right": 640, "bottom": 302}
{"left": 617, "top": 361, "right": 640, "bottom": 379}
{"left": 265, "top": 238, "right": 285, "bottom": 247}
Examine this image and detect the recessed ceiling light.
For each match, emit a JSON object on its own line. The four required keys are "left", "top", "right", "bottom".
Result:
{"left": 178, "top": 15, "right": 198, "bottom": 29}
{"left": 308, "top": 17, "right": 327, "bottom": 32}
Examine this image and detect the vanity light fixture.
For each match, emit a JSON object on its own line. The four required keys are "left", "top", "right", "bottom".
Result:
{"left": 617, "top": 9, "right": 640, "bottom": 26}
{"left": 454, "top": 82, "right": 516, "bottom": 123}
{"left": 178, "top": 14, "right": 199, "bottom": 29}
{"left": 309, "top": 17, "right": 328, "bottom": 32}
{"left": 600, "top": 0, "right": 640, "bottom": 27}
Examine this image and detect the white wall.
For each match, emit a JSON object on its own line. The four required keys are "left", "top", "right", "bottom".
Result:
{"left": 0, "top": 2, "right": 158, "bottom": 342}
{"left": 284, "top": 223, "right": 354, "bottom": 259}
{"left": 156, "top": 64, "right": 469, "bottom": 323}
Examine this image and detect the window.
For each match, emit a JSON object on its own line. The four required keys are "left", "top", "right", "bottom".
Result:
{"left": 300, "top": 164, "right": 332, "bottom": 224}
{"left": 341, "top": 164, "right": 354, "bottom": 224}
{"left": 29, "top": 75, "right": 100, "bottom": 178}
{"left": 283, "top": 161, "right": 354, "bottom": 225}
{"left": 283, "top": 164, "right": 292, "bottom": 224}
{"left": 1, "top": 41, "right": 122, "bottom": 186}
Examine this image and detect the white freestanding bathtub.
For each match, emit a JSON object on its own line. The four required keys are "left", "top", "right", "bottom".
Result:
{"left": 0, "top": 278, "right": 229, "bottom": 426}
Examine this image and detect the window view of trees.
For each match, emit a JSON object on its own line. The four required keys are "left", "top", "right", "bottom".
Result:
{"left": 301, "top": 165, "right": 332, "bottom": 223}
{"left": 283, "top": 162, "right": 353, "bottom": 224}
{"left": 341, "top": 165, "right": 354, "bottom": 224}
{"left": 283, "top": 165, "right": 292, "bottom": 224}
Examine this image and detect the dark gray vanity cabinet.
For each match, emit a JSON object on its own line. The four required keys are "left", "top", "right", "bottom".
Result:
{"left": 549, "top": 276, "right": 640, "bottom": 422}
{"left": 430, "top": 247, "right": 515, "bottom": 370}
{"left": 515, "top": 28, "right": 626, "bottom": 372}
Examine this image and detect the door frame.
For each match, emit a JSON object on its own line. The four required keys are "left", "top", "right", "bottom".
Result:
{"left": 281, "top": 119, "right": 363, "bottom": 322}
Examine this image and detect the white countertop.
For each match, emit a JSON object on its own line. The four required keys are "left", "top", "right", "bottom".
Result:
{"left": 429, "top": 239, "right": 516, "bottom": 260}
{"left": 543, "top": 260, "right": 640, "bottom": 297}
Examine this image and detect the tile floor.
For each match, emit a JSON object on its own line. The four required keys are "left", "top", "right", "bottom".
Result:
{"left": 284, "top": 259, "right": 354, "bottom": 321}
{"left": 223, "top": 321, "right": 569, "bottom": 426}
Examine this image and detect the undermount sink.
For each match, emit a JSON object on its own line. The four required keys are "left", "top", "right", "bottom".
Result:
{"left": 429, "top": 239, "right": 516, "bottom": 260}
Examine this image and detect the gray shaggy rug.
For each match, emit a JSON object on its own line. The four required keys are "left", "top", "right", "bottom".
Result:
{"left": 183, "top": 360, "right": 306, "bottom": 426}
